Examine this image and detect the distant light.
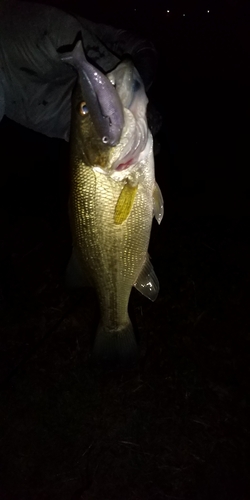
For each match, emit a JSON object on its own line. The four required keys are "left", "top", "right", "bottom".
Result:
{"left": 167, "top": 9, "right": 170, "bottom": 13}
{"left": 183, "top": 13, "right": 186, "bottom": 16}
{"left": 207, "top": 9, "right": 210, "bottom": 13}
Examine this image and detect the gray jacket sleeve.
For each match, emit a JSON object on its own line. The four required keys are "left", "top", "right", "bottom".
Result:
{"left": 0, "top": 1, "right": 157, "bottom": 141}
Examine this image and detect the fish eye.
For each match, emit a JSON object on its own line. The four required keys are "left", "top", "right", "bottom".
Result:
{"left": 102, "top": 136, "right": 109, "bottom": 144}
{"left": 79, "top": 101, "right": 89, "bottom": 116}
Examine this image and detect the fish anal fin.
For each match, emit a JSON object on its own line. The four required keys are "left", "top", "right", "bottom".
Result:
{"left": 134, "top": 255, "right": 159, "bottom": 301}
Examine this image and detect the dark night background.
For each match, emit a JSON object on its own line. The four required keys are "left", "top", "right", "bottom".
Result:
{"left": 0, "top": 0, "right": 250, "bottom": 499}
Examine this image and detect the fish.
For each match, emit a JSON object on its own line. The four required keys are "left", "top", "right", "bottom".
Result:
{"left": 67, "top": 49, "right": 164, "bottom": 365}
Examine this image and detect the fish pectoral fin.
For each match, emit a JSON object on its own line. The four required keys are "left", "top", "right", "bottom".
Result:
{"left": 65, "top": 249, "right": 91, "bottom": 289}
{"left": 153, "top": 182, "right": 164, "bottom": 224}
{"left": 134, "top": 255, "right": 159, "bottom": 301}
{"left": 114, "top": 182, "right": 138, "bottom": 225}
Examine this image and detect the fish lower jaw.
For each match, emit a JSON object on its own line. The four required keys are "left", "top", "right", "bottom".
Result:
{"left": 92, "top": 131, "right": 153, "bottom": 183}
{"left": 113, "top": 131, "right": 153, "bottom": 174}
{"left": 92, "top": 163, "right": 141, "bottom": 185}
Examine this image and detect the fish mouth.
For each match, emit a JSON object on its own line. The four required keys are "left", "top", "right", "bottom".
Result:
{"left": 107, "top": 61, "right": 150, "bottom": 173}
{"left": 112, "top": 112, "right": 149, "bottom": 172}
{"left": 115, "top": 158, "right": 134, "bottom": 172}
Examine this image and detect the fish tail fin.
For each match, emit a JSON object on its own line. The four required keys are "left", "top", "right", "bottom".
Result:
{"left": 93, "top": 320, "right": 138, "bottom": 368}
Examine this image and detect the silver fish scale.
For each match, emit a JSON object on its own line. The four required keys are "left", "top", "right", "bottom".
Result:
{"left": 70, "top": 162, "right": 154, "bottom": 330}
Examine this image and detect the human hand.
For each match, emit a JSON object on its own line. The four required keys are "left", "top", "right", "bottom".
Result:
{"left": 0, "top": 1, "right": 157, "bottom": 141}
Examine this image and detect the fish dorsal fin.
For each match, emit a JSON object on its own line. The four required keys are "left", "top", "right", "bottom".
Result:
{"left": 134, "top": 255, "right": 159, "bottom": 301}
{"left": 153, "top": 182, "right": 164, "bottom": 225}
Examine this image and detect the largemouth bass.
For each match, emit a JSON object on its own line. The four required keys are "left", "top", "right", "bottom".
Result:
{"left": 68, "top": 44, "right": 163, "bottom": 364}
